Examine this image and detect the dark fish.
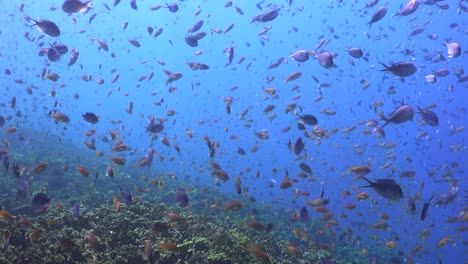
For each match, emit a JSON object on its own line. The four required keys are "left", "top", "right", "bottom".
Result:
{"left": 259, "top": 8, "right": 279, "bottom": 22}
{"left": 360, "top": 177, "right": 403, "bottom": 201}
{"left": 30, "top": 19, "right": 61, "bottom": 37}
{"left": 297, "top": 114, "right": 318, "bottom": 126}
{"left": 380, "top": 61, "right": 417, "bottom": 77}
{"left": 317, "top": 51, "right": 335, "bottom": 69}
{"left": 0, "top": 115, "right": 5, "bottom": 127}
{"left": 366, "top": 0, "right": 379, "bottom": 8}
{"left": 367, "top": 7, "right": 387, "bottom": 27}
{"left": 31, "top": 193, "right": 51, "bottom": 211}
{"left": 236, "top": 147, "right": 246, "bottom": 155}
{"left": 146, "top": 116, "right": 164, "bottom": 133}
{"left": 297, "top": 122, "right": 306, "bottom": 131}
{"left": 47, "top": 47, "right": 61, "bottom": 62}
{"left": 293, "top": 137, "right": 304, "bottom": 155}
{"left": 130, "top": 0, "right": 137, "bottom": 10}
{"left": 175, "top": 188, "right": 189, "bottom": 207}
{"left": 299, "top": 206, "right": 309, "bottom": 222}
{"left": 52, "top": 43, "right": 69, "bottom": 55}
{"left": 289, "top": 50, "right": 309, "bottom": 62}
{"left": 184, "top": 35, "right": 198, "bottom": 47}
{"left": 62, "top": 0, "right": 91, "bottom": 14}
{"left": 382, "top": 104, "right": 415, "bottom": 127}
{"left": 345, "top": 47, "right": 363, "bottom": 59}
{"left": 82, "top": 112, "right": 99, "bottom": 124}
{"left": 432, "top": 68, "right": 449, "bottom": 77}
{"left": 2, "top": 154, "right": 9, "bottom": 175}
{"left": 417, "top": 106, "right": 439, "bottom": 126}
{"left": 420, "top": 196, "right": 433, "bottom": 221}
{"left": 119, "top": 186, "right": 132, "bottom": 205}
{"left": 407, "top": 197, "right": 416, "bottom": 214}
{"left": 166, "top": 3, "right": 179, "bottom": 12}
{"left": 298, "top": 162, "right": 312, "bottom": 174}
{"left": 188, "top": 20, "right": 204, "bottom": 33}
{"left": 70, "top": 202, "right": 80, "bottom": 221}
{"left": 193, "top": 31, "right": 207, "bottom": 40}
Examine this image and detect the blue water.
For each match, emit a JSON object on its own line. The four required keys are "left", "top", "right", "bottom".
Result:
{"left": 1, "top": 0, "right": 467, "bottom": 263}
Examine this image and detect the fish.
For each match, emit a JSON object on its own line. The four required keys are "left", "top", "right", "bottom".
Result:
{"left": 293, "top": 137, "right": 304, "bottom": 155}
{"left": 67, "top": 49, "right": 79, "bottom": 68}
{"left": 381, "top": 104, "right": 415, "bottom": 127}
{"left": 345, "top": 47, "right": 363, "bottom": 59}
{"left": 16, "top": 180, "right": 29, "bottom": 201}
{"left": 188, "top": 20, "right": 204, "bottom": 33}
{"left": 224, "top": 46, "right": 234, "bottom": 66}
{"left": 380, "top": 61, "right": 417, "bottom": 77}
{"left": 119, "top": 186, "right": 132, "bottom": 205}
{"left": 62, "top": 0, "right": 92, "bottom": 14}
{"left": 317, "top": 51, "right": 335, "bottom": 69}
{"left": 82, "top": 112, "right": 99, "bottom": 124}
{"left": 395, "top": 0, "right": 420, "bottom": 17}
{"left": 130, "top": 0, "right": 137, "bottom": 10}
{"left": 444, "top": 41, "right": 461, "bottom": 58}
{"left": 360, "top": 177, "right": 403, "bottom": 201}
{"left": 105, "top": 165, "right": 114, "bottom": 177}
{"left": 289, "top": 50, "right": 309, "bottom": 62}
{"left": 175, "top": 188, "right": 189, "bottom": 207}
{"left": 166, "top": 3, "right": 179, "bottom": 12}
{"left": 417, "top": 106, "right": 439, "bottom": 126}
{"left": 420, "top": 196, "right": 434, "bottom": 221}
{"left": 284, "top": 71, "right": 302, "bottom": 83}
{"left": 2, "top": 154, "right": 9, "bottom": 175}
{"left": 407, "top": 197, "right": 416, "bottom": 214}
{"left": 367, "top": 7, "right": 387, "bottom": 27}
{"left": 70, "top": 203, "right": 80, "bottom": 221}
{"left": 258, "top": 8, "right": 279, "bottom": 22}
{"left": 29, "top": 18, "right": 61, "bottom": 37}
{"left": 31, "top": 193, "right": 51, "bottom": 211}
{"left": 146, "top": 116, "right": 164, "bottom": 133}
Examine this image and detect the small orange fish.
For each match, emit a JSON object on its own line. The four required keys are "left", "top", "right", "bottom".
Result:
{"left": 109, "top": 157, "right": 126, "bottom": 165}
{"left": 356, "top": 191, "right": 369, "bottom": 201}
{"left": 29, "top": 228, "right": 44, "bottom": 242}
{"left": 349, "top": 166, "right": 371, "bottom": 176}
{"left": 435, "top": 236, "right": 451, "bottom": 249}
{"left": 5, "top": 127, "right": 17, "bottom": 134}
{"left": 76, "top": 165, "right": 89, "bottom": 177}
{"left": 379, "top": 212, "right": 390, "bottom": 220}
{"left": 0, "top": 210, "right": 13, "bottom": 219}
{"left": 113, "top": 197, "right": 121, "bottom": 213}
{"left": 385, "top": 241, "right": 397, "bottom": 249}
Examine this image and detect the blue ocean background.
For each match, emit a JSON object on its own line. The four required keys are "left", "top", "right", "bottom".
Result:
{"left": 0, "top": 0, "right": 466, "bottom": 263}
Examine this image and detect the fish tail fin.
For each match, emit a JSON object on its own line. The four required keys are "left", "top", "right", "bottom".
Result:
{"left": 360, "top": 176, "right": 372, "bottom": 185}
{"left": 416, "top": 106, "right": 423, "bottom": 114}
{"left": 379, "top": 62, "right": 389, "bottom": 71}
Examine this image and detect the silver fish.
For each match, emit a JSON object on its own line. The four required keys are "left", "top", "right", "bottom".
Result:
{"left": 444, "top": 41, "right": 461, "bottom": 58}
{"left": 289, "top": 50, "right": 309, "bottom": 62}
{"left": 395, "top": 0, "right": 420, "bottom": 17}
